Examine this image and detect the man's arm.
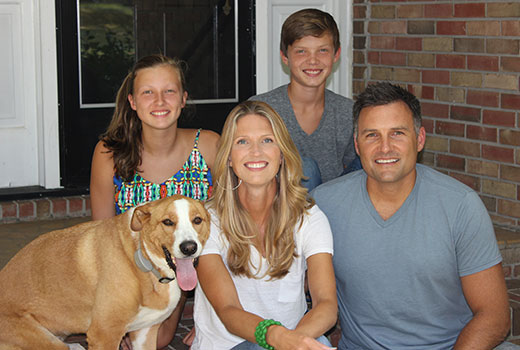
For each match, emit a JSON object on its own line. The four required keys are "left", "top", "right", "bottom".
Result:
{"left": 454, "top": 263, "right": 510, "bottom": 350}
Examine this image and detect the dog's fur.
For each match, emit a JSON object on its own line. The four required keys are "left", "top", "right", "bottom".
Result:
{"left": 0, "top": 195, "right": 210, "bottom": 350}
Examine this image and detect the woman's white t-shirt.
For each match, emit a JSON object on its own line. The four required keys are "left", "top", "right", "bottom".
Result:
{"left": 192, "top": 205, "right": 333, "bottom": 350}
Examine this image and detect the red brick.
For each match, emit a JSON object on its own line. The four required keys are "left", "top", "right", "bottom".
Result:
{"left": 85, "top": 196, "right": 91, "bottom": 211}
{"left": 454, "top": 3, "right": 485, "bottom": 17}
{"left": 422, "top": 102, "right": 449, "bottom": 119}
{"left": 353, "top": 21, "right": 364, "bottom": 35}
{"left": 483, "top": 110, "right": 516, "bottom": 127}
{"left": 454, "top": 38, "right": 485, "bottom": 53}
{"left": 371, "top": 36, "right": 395, "bottom": 50}
{"left": 381, "top": 21, "right": 407, "bottom": 34}
{"left": 68, "top": 197, "right": 84, "bottom": 216}
{"left": 450, "top": 172, "right": 480, "bottom": 191}
{"left": 51, "top": 198, "right": 67, "bottom": 217}
{"left": 372, "top": 5, "right": 395, "bottom": 19}
{"left": 501, "top": 165, "right": 520, "bottom": 182}
{"left": 488, "top": 3, "right": 520, "bottom": 17}
{"left": 467, "top": 90, "right": 499, "bottom": 108}
{"left": 353, "top": 66, "right": 366, "bottom": 79}
{"left": 480, "top": 195, "right": 496, "bottom": 212}
{"left": 408, "top": 21, "right": 435, "bottom": 35}
{"left": 0, "top": 201, "right": 17, "bottom": 219}
{"left": 498, "top": 199, "right": 520, "bottom": 219}
{"left": 467, "top": 125, "right": 497, "bottom": 142}
{"left": 482, "top": 145, "right": 515, "bottom": 163}
{"left": 419, "top": 85, "right": 435, "bottom": 100}
{"left": 500, "top": 130, "right": 520, "bottom": 147}
{"left": 397, "top": 4, "right": 423, "bottom": 18}
{"left": 437, "top": 21, "right": 466, "bottom": 35}
{"left": 368, "top": 51, "right": 380, "bottom": 64}
{"left": 450, "top": 139, "right": 480, "bottom": 157}
{"left": 502, "top": 57, "right": 520, "bottom": 73}
{"left": 502, "top": 94, "right": 520, "bottom": 110}
{"left": 503, "top": 21, "right": 520, "bottom": 37}
{"left": 422, "top": 70, "right": 450, "bottom": 85}
{"left": 451, "top": 106, "right": 481, "bottom": 122}
{"left": 354, "top": 51, "right": 365, "bottom": 64}
{"left": 354, "top": 36, "right": 366, "bottom": 50}
{"left": 18, "top": 201, "right": 35, "bottom": 219}
{"left": 381, "top": 52, "right": 406, "bottom": 65}
{"left": 437, "top": 154, "right": 465, "bottom": 171}
{"left": 396, "top": 37, "right": 422, "bottom": 51}
{"left": 425, "top": 4, "right": 453, "bottom": 18}
{"left": 436, "top": 54, "right": 465, "bottom": 69}
{"left": 435, "top": 121, "right": 465, "bottom": 137}
{"left": 422, "top": 118, "right": 434, "bottom": 133}
{"left": 354, "top": 6, "right": 366, "bottom": 19}
{"left": 35, "top": 199, "right": 51, "bottom": 219}
{"left": 466, "top": 21, "right": 501, "bottom": 36}
{"left": 487, "top": 39, "right": 520, "bottom": 55}
{"left": 467, "top": 55, "right": 499, "bottom": 72}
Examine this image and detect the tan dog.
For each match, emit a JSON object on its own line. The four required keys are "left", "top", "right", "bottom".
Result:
{"left": 0, "top": 195, "right": 210, "bottom": 350}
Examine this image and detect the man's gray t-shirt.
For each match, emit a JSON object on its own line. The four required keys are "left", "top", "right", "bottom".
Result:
{"left": 312, "top": 164, "right": 502, "bottom": 350}
{"left": 250, "top": 85, "right": 355, "bottom": 182}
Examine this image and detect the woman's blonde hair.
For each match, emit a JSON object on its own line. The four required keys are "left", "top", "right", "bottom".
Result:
{"left": 209, "top": 100, "right": 314, "bottom": 279}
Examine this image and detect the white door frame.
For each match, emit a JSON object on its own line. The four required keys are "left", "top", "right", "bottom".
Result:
{"left": 255, "top": 0, "right": 353, "bottom": 97}
{"left": 39, "top": 0, "right": 61, "bottom": 189}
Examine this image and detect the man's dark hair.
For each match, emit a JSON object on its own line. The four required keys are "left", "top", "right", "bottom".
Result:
{"left": 353, "top": 82, "right": 422, "bottom": 136}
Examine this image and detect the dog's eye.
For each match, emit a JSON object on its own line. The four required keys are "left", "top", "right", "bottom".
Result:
{"left": 162, "top": 219, "right": 174, "bottom": 226}
{"left": 192, "top": 217, "right": 202, "bottom": 225}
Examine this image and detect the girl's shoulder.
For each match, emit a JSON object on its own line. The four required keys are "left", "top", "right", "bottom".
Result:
{"left": 92, "top": 140, "right": 113, "bottom": 163}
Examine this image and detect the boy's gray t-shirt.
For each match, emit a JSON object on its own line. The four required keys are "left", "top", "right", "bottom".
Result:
{"left": 250, "top": 85, "right": 355, "bottom": 182}
{"left": 312, "top": 164, "right": 502, "bottom": 350}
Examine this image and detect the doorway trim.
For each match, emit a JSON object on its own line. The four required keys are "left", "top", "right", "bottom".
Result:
{"left": 255, "top": 0, "right": 353, "bottom": 97}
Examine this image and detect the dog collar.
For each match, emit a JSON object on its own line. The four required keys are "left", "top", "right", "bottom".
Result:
{"left": 134, "top": 241, "right": 175, "bottom": 284}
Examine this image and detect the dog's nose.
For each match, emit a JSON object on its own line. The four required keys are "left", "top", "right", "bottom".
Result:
{"left": 180, "top": 240, "right": 198, "bottom": 256}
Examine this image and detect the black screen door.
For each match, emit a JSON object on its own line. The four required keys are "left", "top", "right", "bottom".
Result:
{"left": 56, "top": 0, "right": 255, "bottom": 188}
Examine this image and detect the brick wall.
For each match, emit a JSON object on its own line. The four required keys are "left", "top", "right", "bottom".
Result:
{"left": 352, "top": 0, "right": 520, "bottom": 230}
{"left": 0, "top": 196, "right": 91, "bottom": 223}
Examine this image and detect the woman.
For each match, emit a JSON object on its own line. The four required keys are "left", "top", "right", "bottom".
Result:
{"left": 90, "top": 54, "right": 219, "bottom": 348}
{"left": 192, "top": 101, "right": 337, "bottom": 350}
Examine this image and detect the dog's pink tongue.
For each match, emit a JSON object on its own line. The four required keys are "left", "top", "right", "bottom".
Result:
{"left": 176, "top": 258, "right": 198, "bottom": 291}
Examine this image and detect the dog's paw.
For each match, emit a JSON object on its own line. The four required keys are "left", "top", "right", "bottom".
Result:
{"left": 67, "top": 343, "right": 87, "bottom": 350}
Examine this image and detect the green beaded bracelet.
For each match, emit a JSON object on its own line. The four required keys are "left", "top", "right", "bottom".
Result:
{"left": 255, "top": 319, "right": 282, "bottom": 350}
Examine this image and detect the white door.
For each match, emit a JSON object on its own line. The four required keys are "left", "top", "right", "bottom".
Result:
{"left": 0, "top": 0, "right": 60, "bottom": 189}
{"left": 255, "top": 0, "right": 353, "bottom": 97}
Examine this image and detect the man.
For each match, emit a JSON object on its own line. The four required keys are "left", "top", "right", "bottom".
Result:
{"left": 250, "top": 8, "right": 360, "bottom": 190}
{"left": 312, "top": 82, "right": 510, "bottom": 350}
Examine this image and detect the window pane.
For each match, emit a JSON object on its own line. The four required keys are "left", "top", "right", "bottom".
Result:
{"left": 79, "top": 0, "right": 135, "bottom": 105}
{"left": 78, "top": 0, "right": 237, "bottom": 107}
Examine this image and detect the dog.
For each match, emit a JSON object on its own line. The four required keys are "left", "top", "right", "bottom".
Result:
{"left": 0, "top": 194, "right": 210, "bottom": 350}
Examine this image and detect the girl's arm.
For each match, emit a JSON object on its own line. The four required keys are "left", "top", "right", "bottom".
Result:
{"left": 295, "top": 253, "right": 338, "bottom": 337}
{"left": 90, "top": 141, "right": 116, "bottom": 220}
{"left": 197, "top": 254, "right": 333, "bottom": 350}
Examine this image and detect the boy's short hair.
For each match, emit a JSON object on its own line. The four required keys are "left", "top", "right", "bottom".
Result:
{"left": 280, "top": 8, "right": 340, "bottom": 57}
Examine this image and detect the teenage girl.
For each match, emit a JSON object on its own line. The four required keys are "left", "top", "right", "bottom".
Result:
{"left": 90, "top": 54, "right": 219, "bottom": 349}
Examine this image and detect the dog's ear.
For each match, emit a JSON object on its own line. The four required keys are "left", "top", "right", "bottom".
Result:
{"left": 131, "top": 206, "right": 151, "bottom": 231}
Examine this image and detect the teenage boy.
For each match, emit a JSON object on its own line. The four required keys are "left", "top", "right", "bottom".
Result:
{"left": 250, "top": 8, "right": 359, "bottom": 190}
